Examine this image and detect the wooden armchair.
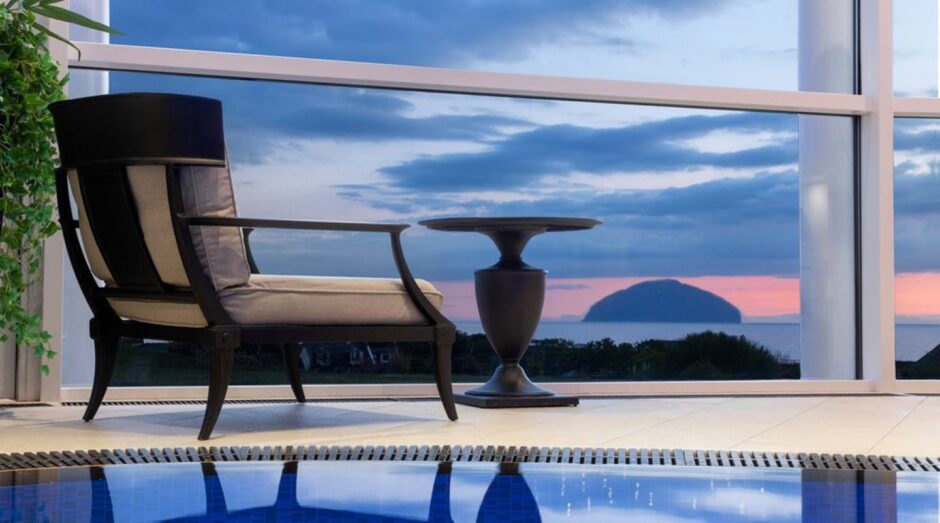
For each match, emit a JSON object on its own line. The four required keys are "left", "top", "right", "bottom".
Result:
{"left": 50, "top": 93, "right": 457, "bottom": 440}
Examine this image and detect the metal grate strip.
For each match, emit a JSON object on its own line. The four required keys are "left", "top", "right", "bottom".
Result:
{"left": 2, "top": 446, "right": 939, "bottom": 472}
{"left": 59, "top": 398, "right": 437, "bottom": 407}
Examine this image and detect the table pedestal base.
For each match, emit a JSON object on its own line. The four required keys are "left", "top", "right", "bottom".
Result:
{"left": 457, "top": 363, "right": 579, "bottom": 408}
{"left": 455, "top": 393, "right": 579, "bottom": 408}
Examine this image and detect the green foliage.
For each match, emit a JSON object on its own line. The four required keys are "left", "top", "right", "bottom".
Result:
{"left": 0, "top": 4, "right": 63, "bottom": 373}
{"left": 4, "top": 0, "right": 119, "bottom": 56}
{"left": 1, "top": 1, "right": 116, "bottom": 373}
{"left": 897, "top": 343, "right": 940, "bottom": 379}
{"left": 108, "top": 331, "right": 797, "bottom": 386}
{"left": 468, "top": 331, "right": 793, "bottom": 381}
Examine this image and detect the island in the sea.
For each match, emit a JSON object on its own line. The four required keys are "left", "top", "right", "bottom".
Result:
{"left": 582, "top": 279, "right": 742, "bottom": 323}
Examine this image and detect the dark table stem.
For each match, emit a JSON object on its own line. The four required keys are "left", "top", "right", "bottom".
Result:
{"left": 462, "top": 227, "right": 576, "bottom": 406}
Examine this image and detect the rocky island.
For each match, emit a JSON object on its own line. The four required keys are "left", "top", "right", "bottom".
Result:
{"left": 583, "top": 279, "right": 742, "bottom": 323}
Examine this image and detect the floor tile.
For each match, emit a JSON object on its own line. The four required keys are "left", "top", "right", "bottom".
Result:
{"left": 0, "top": 395, "right": 936, "bottom": 457}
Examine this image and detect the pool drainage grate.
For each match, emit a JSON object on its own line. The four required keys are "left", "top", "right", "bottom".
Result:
{"left": 2, "top": 445, "right": 938, "bottom": 473}
{"left": 59, "top": 398, "right": 436, "bottom": 407}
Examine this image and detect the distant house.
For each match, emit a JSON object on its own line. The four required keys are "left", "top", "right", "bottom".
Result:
{"left": 298, "top": 342, "right": 401, "bottom": 372}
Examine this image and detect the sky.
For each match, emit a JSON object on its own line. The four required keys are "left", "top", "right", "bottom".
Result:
{"left": 69, "top": 0, "right": 940, "bottom": 322}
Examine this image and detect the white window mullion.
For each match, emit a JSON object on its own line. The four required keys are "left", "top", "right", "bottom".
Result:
{"left": 859, "top": 0, "right": 896, "bottom": 391}
{"left": 68, "top": 42, "right": 868, "bottom": 116}
{"left": 34, "top": 5, "right": 73, "bottom": 402}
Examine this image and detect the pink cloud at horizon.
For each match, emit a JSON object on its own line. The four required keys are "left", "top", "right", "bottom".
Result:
{"left": 896, "top": 272, "right": 940, "bottom": 317}
{"left": 435, "top": 272, "right": 940, "bottom": 321}
{"left": 434, "top": 275, "right": 802, "bottom": 321}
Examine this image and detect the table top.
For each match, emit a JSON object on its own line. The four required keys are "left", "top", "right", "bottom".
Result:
{"left": 419, "top": 217, "right": 601, "bottom": 233}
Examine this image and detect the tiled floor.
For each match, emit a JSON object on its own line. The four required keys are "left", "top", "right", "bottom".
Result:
{"left": 0, "top": 395, "right": 937, "bottom": 457}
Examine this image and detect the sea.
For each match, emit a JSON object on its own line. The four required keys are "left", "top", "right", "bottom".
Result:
{"left": 453, "top": 320, "right": 940, "bottom": 363}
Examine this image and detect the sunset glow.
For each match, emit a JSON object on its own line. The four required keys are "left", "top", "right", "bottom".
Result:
{"left": 896, "top": 272, "right": 940, "bottom": 317}
{"left": 435, "top": 273, "right": 940, "bottom": 321}
{"left": 435, "top": 275, "right": 802, "bottom": 321}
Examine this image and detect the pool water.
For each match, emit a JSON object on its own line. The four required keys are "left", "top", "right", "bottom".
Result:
{"left": 1, "top": 460, "right": 937, "bottom": 521}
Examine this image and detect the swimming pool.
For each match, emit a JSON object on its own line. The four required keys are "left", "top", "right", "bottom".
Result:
{"left": 1, "top": 459, "right": 937, "bottom": 521}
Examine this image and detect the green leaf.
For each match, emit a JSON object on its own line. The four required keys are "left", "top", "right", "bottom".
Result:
{"left": 29, "top": 20, "right": 80, "bottom": 57}
{"left": 2, "top": 6, "right": 62, "bottom": 372}
{"left": 31, "top": 4, "right": 121, "bottom": 34}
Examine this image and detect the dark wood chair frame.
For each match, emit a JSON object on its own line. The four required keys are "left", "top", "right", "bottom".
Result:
{"left": 51, "top": 93, "right": 457, "bottom": 440}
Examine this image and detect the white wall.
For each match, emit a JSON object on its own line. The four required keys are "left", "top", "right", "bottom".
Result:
{"left": 60, "top": 0, "right": 109, "bottom": 387}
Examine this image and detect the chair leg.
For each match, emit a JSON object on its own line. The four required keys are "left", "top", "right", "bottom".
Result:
{"left": 83, "top": 332, "right": 119, "bottom": 422}
{"left": 281, "top": 343, "right": 306, "bottom": 403}
{"left": 199, "top": 346, "right": 234, "bottom": 441}
{"left": 431, "top": 341, "right": 458, "bottom": 421}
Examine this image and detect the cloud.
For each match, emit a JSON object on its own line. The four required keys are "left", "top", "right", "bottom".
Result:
{"left": 696, "top": 488, "right": 801, "bottom": 519}
{"left": 486, "top": 170, "right": 798, "bottom": 221}
{"left": 546, "top": 283, "right": 591, "bottom": 290}
{"left": 893, "top": 171, "right": 940, "bottom": 274}
{"left": 498, "top": 172, "right": 800, "bottom": 279}
{"left": 895, "top": 117, "right": 940, "bottom": 152}
{"left": 380, "top": 112, "right": 796, "bottom": 191}
{"left": 895, "top": 169, "right": 940, "bottom": 217}
{"left": 886, "top": 118, "right": 940, "bottom": 274}
{"left": 111, "top": 0, "right": 729, "bottom": 68}
{"left": 109, "top": 74, "right": 528, "bottom": 163}
{"left": 100, "top": 0, "right": 833, "bottom": 283}
{"left": 254, "top": 170, "right": 801, "bottom": 280}
{"left": 896, "top": 127, "right": 940, "bottom": 152}
{"left": 106, "top": 71, "right": 806, "bottom": 281}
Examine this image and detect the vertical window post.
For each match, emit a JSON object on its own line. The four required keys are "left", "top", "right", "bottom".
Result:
{"left": 35, "top": 4, "right": 74, "bottom": 401}
{"left": 859, "top": 0, "right": 896, "bottom": 391}
{"left": 36, "top": 0, "right": 109, "bottom": 401}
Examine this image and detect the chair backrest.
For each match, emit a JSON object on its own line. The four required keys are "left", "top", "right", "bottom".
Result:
{"left": 51, "top": 93, "right": 251, "bottom": 327}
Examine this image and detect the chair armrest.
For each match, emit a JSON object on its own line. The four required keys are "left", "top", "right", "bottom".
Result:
{"left": 178, "top": 214, "right": 451, "bottom": 329}
{"left": 241, "top": 227, "right": 261, "bottom": 274}
{"left": 178, "top": 215, "right": 410, "bottom": 233}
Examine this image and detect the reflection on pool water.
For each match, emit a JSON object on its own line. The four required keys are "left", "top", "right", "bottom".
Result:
{"left": 1, "top": 460, "right": 937, "bottom": 521}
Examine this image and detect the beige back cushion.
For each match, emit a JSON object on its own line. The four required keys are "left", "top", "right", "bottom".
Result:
{"left": 68, "top": 164, "right": 251, "bottom": 327}
{"left": 123, "top": 165, "right": 191, "bottom": 286}
{"left": 67, "top": 170, "right": 114, "bottom": 284}
{"left": 175, "top": 164, "right": 252, "bottom": 290}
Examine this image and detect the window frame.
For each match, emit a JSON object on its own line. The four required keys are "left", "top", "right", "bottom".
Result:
{"left": 36, "top": 0, "right": 940, "bottom": 401}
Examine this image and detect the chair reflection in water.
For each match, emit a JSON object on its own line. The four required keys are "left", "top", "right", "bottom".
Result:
{"left": 89, "top": 461, "right": 453, "bottom": 522}
{"left": 88, "top": 460, "right": 546, "bottom": 522}
{"left": 189, "top": 462, "right": 456, "bottom": 522}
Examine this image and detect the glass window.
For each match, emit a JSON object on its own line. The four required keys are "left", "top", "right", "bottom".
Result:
{"left": 895, "top": 117, "right": 940, "bottom": 379}
{"left": 894, "top": 0, "right": 938, "bottom": 97}
{"left": 60, "top": 70, "right": 856, "bottom": 386}
{"left": 65, "top": 0, "right": 859, "bottom": 92}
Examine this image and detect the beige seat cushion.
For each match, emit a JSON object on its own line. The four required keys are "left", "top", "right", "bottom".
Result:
{"left": 219, "top": 274, "right": 444, "bottom": 325}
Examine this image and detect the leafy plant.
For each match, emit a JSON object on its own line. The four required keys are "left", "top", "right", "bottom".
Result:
{"left": 1, "top": 0, "right": 117, "bottom": 373}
